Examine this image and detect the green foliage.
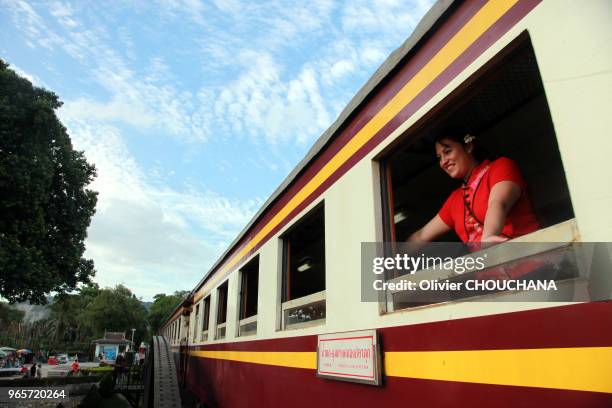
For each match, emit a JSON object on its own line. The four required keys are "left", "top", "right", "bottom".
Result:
{"left": 79, "top": 385, "right": 103, "bottom": 408}
{"left": 81, "top": 366, "right": 114, "bottom": 375}
{"left": 0, "top": 301, "right": 24, "bottom": 324}
{"left": 148, "top": 291, "right": 188, "bottom": 335}
{"left": 99, "top": 373, "right": 114, "bottom": 398}
{"left": 84, "top": 284, "right": 148, "bottom": 342}
{"left": 0, "top": 282, "right": 150, "bottom": 354}
{"left": 0, "top": 60, "right": 98, "bottom": 303}
{"left": 49, "top": 283, "right": 100, "bottom": 346}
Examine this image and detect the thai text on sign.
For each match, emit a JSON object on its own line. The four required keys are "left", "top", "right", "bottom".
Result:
{"left": 317, "top": 329, "right": 381, "bottom": 385}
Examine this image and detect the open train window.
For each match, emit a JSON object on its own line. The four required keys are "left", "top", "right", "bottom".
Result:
{"left": 378, "top": 34, "right": 577, "bottom": 309}
{"left": 238, "top": 255, "right": 259, "bottom": 336}
{"left": 215, "top": 281, "right": 228, "bottom": 340}
{"left": 201, "top": 296, "right": 210, "bottom": 342}
{"left": 193, "top": 303, "right": 200, "bottom": 342}
{"left": 281, "top": 203, "right": 326, "bottom": 329}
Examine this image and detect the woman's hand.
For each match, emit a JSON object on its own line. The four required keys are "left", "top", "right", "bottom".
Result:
{"left": 408, "top": 214, "right": 451, "bottom": 242}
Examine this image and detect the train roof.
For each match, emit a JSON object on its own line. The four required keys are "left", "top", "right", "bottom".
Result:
{"left": 166, "top": 0, "right": 456, "bottom": 325}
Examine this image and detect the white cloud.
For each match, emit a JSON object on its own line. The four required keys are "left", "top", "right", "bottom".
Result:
{"left": 199, "top": 51, "right": 332, "bottom": 146}
{"left": 3, "top": 0, "right": 436, "bottom": 300}
{"left": 61, "top": 120, "right": 261, "bottom": 299}
{"left": 329, "top": 59, "right": 356, "bottom": 81}
{"left": 213, "top": 0, "right": 242, "bottom": 14}
{"left": 9, "top": 64, "right": 48, "bottom": 88}
{"left": 60, "top": 98, "right": 158, "bottom": 128}
{"left": 3, "top": 0, "right": 210, "bottom": 142}
{"left": 341, "top": 0, "right": 421, "bottom": 33}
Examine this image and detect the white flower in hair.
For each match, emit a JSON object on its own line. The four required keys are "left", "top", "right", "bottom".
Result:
{"left": 463, "top": 134, "right": 476, "bottom": 144}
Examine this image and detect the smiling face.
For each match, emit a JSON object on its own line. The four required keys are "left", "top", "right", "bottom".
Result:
{"left": 435, "top": 137, "right": 477, "bottom": 179}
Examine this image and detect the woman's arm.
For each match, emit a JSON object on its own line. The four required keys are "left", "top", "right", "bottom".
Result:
{"left": 408, "top": 214, "right": 451, "bottom": 242}
{"left": 482, "top": 180, "right": 521, "bottom": 242}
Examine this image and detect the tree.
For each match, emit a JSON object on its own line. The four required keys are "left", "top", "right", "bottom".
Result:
{"left": 83, "top": 284, "right": 148, "bottom": 344}
{"left": 0, "top": 301, "right": 24, "bottom": 325}
{"left": 148, "top": 291, "right": 189, "bottom": 335}
{"left": 0, "top": 60, "right": 97, "bottom": 303}
{"left": 48, "top": 283, "right": 100, "bottom": 349}
{"left": 0, "top": 301, "right": 24, "bottom": 347}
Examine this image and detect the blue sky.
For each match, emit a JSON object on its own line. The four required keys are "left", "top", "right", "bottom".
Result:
{"left": 1, "top": 0, "right": 433, "bottom": 301}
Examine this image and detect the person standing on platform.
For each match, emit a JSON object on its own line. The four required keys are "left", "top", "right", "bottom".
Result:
{"left": 71, "top": 358, "right": 79, "bottom": 376}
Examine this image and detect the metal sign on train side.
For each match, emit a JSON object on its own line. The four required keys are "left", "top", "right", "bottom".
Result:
{"left": 316, "top": 329, "right": 382, "bottom": 386}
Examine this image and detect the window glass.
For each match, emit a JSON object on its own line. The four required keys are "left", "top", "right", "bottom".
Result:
{"left": 238, "top": 256, "right": 259, "bottom": 336}
{"left": 240, "top": 256, "right": 259, "bottom": 319}
{"left": 193, "top": 304, "right": 200, "bottom": 341}
{"left": 282, "top": 204, "right": 325, "bottom": 301}
{"left": 202, "top": 296, "right": 210, "bottom": 336}
{"left": 281, "top": 204, "right": 326, "bottom": 327}
{"left": 216, "top": 281, "right": 228, "bottom": 339}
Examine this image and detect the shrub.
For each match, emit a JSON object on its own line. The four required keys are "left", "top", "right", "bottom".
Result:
{"left": 99, "top": 373, "right": 114, "bottom": 398}
{"left": 81, "top": 366, "right": 113, "bottom": 376}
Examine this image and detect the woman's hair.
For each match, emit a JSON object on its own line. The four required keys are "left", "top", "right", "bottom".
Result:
{"left": 433, "top": 127, "right": 490, "bottom": 161}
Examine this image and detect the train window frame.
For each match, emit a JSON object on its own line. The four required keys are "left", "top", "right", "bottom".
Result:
{"left": 201, "top": 295, "right": 210, "bottom": 342}
{"left": 237, "top": 255, "right": 259, "bottom": 337}
{"left": 182, "top": 315, "right": 189, "bottom": 342}
{"left": 279, "top": 202, "right": 326, "bottom": 330}
{"left": 193, "top": 303, "right": 200, "bottom": 342}
{"left": 215, "top": 280, "right": 229, "bottom": 340}
{"left": 376, "top": 32, "right": 578, "bottom": 312}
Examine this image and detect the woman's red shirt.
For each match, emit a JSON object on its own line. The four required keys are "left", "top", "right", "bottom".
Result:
{"left": 438, "top": 157, "right": 539, "bottom": 242}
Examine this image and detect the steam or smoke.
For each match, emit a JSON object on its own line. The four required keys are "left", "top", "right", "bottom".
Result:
{"left": 14, "top": 301, "right": 51, "bottom": 323}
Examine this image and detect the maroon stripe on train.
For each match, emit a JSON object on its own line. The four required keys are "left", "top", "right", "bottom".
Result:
{"left": 190, "top": 302, "right": 612, "bottom": 352}
{"left": 184, "top": 354, "right": 612, "bottom": 408}
{"left": 200, "top": 0, "right": 544, "bottom": 290}
{"left": 194, "top": 0, "right": 498, "bottom": 292}
{"left": 249, "top": 0, "right": 545, "bottom": 267}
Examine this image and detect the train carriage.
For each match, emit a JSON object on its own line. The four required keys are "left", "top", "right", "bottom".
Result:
{"left": 161, "top": 0, "right": 612, "bottom": 406}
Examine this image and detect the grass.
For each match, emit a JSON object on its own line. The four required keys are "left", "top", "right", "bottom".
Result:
{"left": 81, "top": 366, "right": 114, "bottom": 375}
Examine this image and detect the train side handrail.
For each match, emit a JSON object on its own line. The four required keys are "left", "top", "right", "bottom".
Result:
{"left": 144, "top": 336, "right": 181, "bottom": 408}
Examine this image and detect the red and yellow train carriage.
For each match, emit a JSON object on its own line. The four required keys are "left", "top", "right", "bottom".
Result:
{"left": 161, "top": 0, "right": 612, "bottom": 406}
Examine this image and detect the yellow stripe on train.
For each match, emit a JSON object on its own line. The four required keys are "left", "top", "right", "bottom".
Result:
{"left": 193, "top": 0, "right": 520, "bottom": 302}
{"left": 191, "top": 347, "right": 612, "bottom": 394}
{"left": 190, "top": 350, "right": 316, "bottom": 370}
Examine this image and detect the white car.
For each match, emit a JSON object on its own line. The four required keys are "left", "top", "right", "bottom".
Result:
{"left": 57, "top": 354, "right": 68, "bottom": 364}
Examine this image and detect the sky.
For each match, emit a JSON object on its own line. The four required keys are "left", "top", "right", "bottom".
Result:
{"left": 1, "top": 0, "right": 434, "bottom": 301}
